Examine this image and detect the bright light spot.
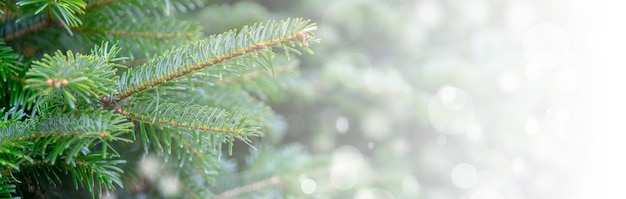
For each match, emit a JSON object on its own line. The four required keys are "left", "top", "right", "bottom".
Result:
{"left": 436, "top": 135, "right": 447, "bottom": 145}
{"left": 361, "top": 111, "right": 392, "bottom": 140}
{"left": 525, "top": 118, "right": 539, "bottom": 135}
{"left": 469, "top": 189, "right": 505, "bottom": 199}
{"left": 451, "top": 163, "right": 478, "bottom": 189}
{"left": 498, "top": 71, "right": 519, "bottom": 92}
{"left": 415, "top": 1, "right": 443, "bottom": 27}
{"left": 101, "top": 193, "right": 116, "bottom": 199}
{"left": 330, "top": 146, "right": 365, "bottom": 190}
{"left": 301, "top": 178, "right": 317, "bottom": 194}
{"left": 354, "top": 188, "right": 395, "bottom": 199}
{"left": 428, "top": 86, "right": 475, "bottom": 134}
{"left": 391, "top": 137, "right": 410, "bottom": 157}
{"left": 545, "top": 107, "right": 570, "bottom": 129}
{"left": 402, "top": 176, "right": 421, "bottom": 197}
{"left": 463, "top": 0, "right": 490, "bottom": 25}
{"left": 512, "top": 158, "right": 525, "bottom": 174}
{"left": 506, "top": 1, "right": 536, "bottom": 33}
{"left": 523, "top": 23, "right": 571, "bottom": 70}
{"left": 158, "top": 175, "right": 179, "bottom": 196}
{"left": 467, "top": 122, "right": 483, "bottom": 142}
{"left": 336, "top": 116, "right": 350, "bottom": 133}
{"left": 438, "top": 86, "right": 466, "bottom": 110}
{"left": 139, "top": 156, "right": 160, "bottom": 181}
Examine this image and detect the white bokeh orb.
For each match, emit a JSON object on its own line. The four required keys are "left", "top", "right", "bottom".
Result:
{"left": 158, "top": 175, "right": 179, "bottom": 196}
{"left": 300, "top": 178, "right": 317, "bottom": 195}
{"left": 469, "top": 189, "right": 505, "bottom": 199}
{"left": 336, "top": 116, "right": 350, "bottom": 134}
{"left": 402, "top": 175, "right": 421, "bottom": 197}
{"left": 428, "top": 86, "right": 475, "bottom": 134}
{"left": 415, "top": 1, "right": 444, "bottom": 27}
{"left": 451, "top": 163, "right": 478, "bottom": 189}
{"left": 139, "top": 156, "right": 160, "bottom": 181}
{"left": 330, "top": 146, "right": 366, "bottom": 190}
{"left": 354, "top": 188, "right": 395, "bottom": 199}
{"left": 467, "top": 122, "right": 484, "bottom": 142}
{"left": 361, "top": 111, "right": 392, "bottom": 140}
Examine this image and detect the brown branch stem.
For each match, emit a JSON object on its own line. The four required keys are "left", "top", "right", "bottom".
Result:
{"left": 114, "top": 32, "right": 304, "bottom": 100}
{"left": 213, "top": 176, "right": 283, "bottom": 199}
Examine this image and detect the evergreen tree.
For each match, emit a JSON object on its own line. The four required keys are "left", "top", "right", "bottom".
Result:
{"left": 0, "top": 1, "right": 319, "bottom": 198}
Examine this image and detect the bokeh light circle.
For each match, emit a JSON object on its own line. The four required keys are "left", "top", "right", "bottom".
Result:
{"left": 330, "top": 146, "right": 366, "bottom": 190}
{"left": 428, "top": 86, "right": 475, "bottom": 134}
{"left": 300, "top": 178, "right": 317, "bottom": 194}
{"left": 469, "top": 189, "right": 505, "bottom": 199}
{"left": 401, "top": 175, "right": 421, "bottom": 197}
{"left": 336, "top": 116, "right": 350, "bottom": 133}
{"left": 451, "top": 163, "right": 478, "bottom": 189}
{"left": 361, "top": 111, "right": 393, "bottom": 140}
{"left": 354, "top": 188, "right": 395, "bottom": 199}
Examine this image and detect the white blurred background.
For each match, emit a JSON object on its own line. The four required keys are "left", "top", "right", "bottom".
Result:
{"left": 201, "top": 0, "right": 626, "bottom": 198}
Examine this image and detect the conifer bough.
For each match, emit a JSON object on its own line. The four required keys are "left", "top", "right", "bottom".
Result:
{"left": 0, "top": 2, "right": 318, "bottom": 196}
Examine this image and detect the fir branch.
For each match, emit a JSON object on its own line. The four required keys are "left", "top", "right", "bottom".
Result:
{"left": 83, "top": 0, "right": 205, "bottom": 18}
{"left": 213, "top": 176, "right": 282, "bottom": 199}
{"left": 0, "top": 41, "right": 21, "bottom": 82}
{"left": 28, "top": 110, "right": 133, "bottom": 163}
{"left": 1, "top": 15, "right": 50, "bottom": 42}
{"left": 73, "top": 28, "right": 196, "bottom": 39}
{"left": 218, "top": 64, "right": 294, "bottom": 84}
{"left": 0, "top": 181, "right": 17, "bottom": 198}
{"left": 16, "top": 0, "right": 87, "bottom": 31}
{"left": 24, "top": 43, "right": 121, "bottom": 109}
{"left": 115, "top": 18, "right": 317, "bottom": 100}
{"left": 156, "top": 83, "right": 275, "bottom": 128}
{"left": 10, "top": 152, "right": 126, "bottom": 199}
{"left": 84, "top": 0, "right": 118, "bottom": 10}
{"left": 118, "top": 101, "right": 250, "bottom": 135}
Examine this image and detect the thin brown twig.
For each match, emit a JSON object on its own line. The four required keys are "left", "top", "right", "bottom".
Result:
{"left": 213, "top": 176, "right": 282, "bottom": 199}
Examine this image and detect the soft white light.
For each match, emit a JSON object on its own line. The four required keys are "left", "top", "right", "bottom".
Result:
{"left": 402, "top": 176, "right": 421, "bottom": 197}
{"left": 451, "top": 163, "right": 478, "bottom": 189}
{"left": 469, "top": 189, "right": 505, "bottom": 199}
{"left": 525, "top": 118, "right": 539, "bottom": 135}
{"left": 101, "top": 193, "right": 116, "bottom": 199}
{"left": 330, "top": 146, "right": 365, "bottom": 190}
{"left": 463, "top": 0, "right": 490, "bottom": 25}
{"left": 361, "top": 111, "right": 392, "bottom": 140}
{"left": 523, "top": 23, "right": 571, "bottom": 70}
{"left": 354, "top": 188, "right": 395, "bottom": 199}
{"left": 467, "top": 122, "right": 483, "bottom": 142}
{"left": 158, "top": 175, "right": 179, "bottom": 196}
{"left": 429, "top": 86, "right": 475, "bottom": 134}
{"left": 506, "top": 1, "right": 536, "bottom": 34}
{"left": 139, "top": 156, "right": 160, "bottom": 181}
{"left": 512, "top": 158, "right": 525, "bottom": 174}
{"left": 300, "top": 178, "right": 317, "bottom": 194}
{"left": 336, "top": 116, "right": 349, "bottom": 134}
{"left": 415, "top": 1, "right": 443, "bottom": 27}
{"left": 391, "top": 138, "right": 410, "bottom": 157}
{"left": 498, "top": 71, "right": 519, "bottom": 92}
